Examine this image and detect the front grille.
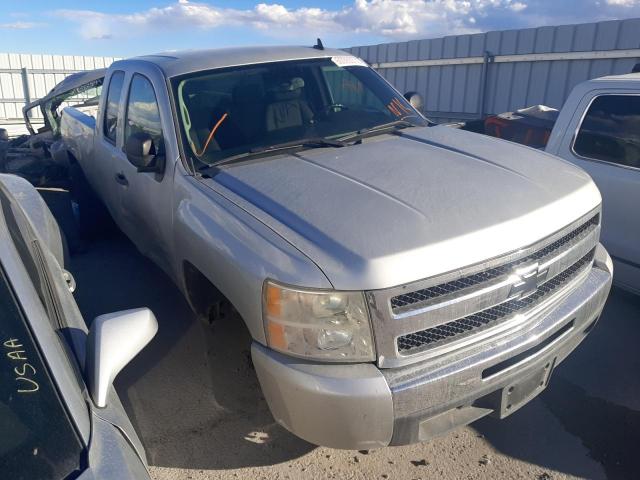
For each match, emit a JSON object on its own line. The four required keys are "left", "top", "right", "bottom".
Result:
{"left": 396, "top": 249, "right": 595, "bottom": 354}
{"left": 391, "top": 214, "right": 599, "bottom": 313}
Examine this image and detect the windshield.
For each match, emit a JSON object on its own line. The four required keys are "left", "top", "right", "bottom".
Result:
{"left": 172, "top": 57, "right": 427, "bottom": 165}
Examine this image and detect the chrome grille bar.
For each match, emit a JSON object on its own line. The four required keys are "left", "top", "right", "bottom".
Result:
{"left": 396, "top": 249, "right": 595, "bottom": 354}
{"left": 390, "top": 213, "right": 599, "bottom": 314}
{"left": 365, "top": 208, "right": 601, "bottom": 368}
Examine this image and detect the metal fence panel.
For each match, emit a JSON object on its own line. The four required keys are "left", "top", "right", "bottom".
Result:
{"left": 347, "top": 18, "right": 640, "bottom": 122}
{"left": 0, "top": 53, "right": 120, "bottom": 135}
{"left": 2, "top": 18, "right": 640, "bottom": 132}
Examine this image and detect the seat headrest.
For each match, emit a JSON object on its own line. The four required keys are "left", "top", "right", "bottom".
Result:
{"left": 268, "top": 77, "right": 305, "bottom": 102}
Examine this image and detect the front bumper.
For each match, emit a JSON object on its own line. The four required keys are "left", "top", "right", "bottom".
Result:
{"left": 252, "top": 244, "right": 613, "bottom": 449}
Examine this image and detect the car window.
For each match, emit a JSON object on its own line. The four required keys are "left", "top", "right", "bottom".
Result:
{"left": 125, "top": 73, "right": 164, "bottom": 160}
{"left": 0, "top": 267, "right": 84, "bottom": 479}
{"left": 574, "top": 94, "right": 640, "bottom": 168}
{"left": 103, "top": 71, "right": 125, "bottom": 143}
{"left": 172, "top": 58, "right": 426, "bottom": 165}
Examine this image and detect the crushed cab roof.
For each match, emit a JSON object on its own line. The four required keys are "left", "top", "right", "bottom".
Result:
{"left": 41, "top": 68, "right": 106, "bottom": 103}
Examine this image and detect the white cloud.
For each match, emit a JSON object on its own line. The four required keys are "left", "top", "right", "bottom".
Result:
{"left": 509, "top": 2, "right": 528, "bottom": 11}
{"left": 0, "top": 21, "right": 40, "bottom": 29}
{"left": 54, "top": 0, "right": 536, "bottom": 41}
{"left": 52, "top": 0, "right": 640, "bottom": 43}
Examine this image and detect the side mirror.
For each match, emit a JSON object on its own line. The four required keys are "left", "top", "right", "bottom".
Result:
{"left": 85, "top": 308, "right": 158, "bottom": 408}
{"left": 124, "top": 132, "right": 164, "bottom": 173}
{"left": 404, "top": 91, "right": 424, "bottom": 112}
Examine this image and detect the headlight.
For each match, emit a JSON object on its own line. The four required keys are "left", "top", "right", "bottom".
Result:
{"left": 262, "top": 280, "right": 375, "bottom": 362}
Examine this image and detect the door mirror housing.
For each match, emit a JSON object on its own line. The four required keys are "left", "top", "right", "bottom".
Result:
{"left": 404, "top": 91, "right": 424, "bottom": 112}
{"left": 85, "top": 308, "right": 158, "bottom": 408}
{"left": 125, "top": 132, "right": 165, "bottom": 173}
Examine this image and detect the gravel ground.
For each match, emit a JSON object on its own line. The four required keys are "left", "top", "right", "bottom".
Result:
{"left": 68, "top": 229, "right": 640, "bottom": 480}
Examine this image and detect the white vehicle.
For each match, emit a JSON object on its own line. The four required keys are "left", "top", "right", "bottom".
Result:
{"left": 462, "top": 72, "right": 640, "bottom": 294}
{"left": 545, "top": 73, "right": 640, "bottom": 294}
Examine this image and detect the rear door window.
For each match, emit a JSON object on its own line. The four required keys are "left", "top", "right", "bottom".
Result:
{"left": 573, "top": 94, "right": 640, "bottom": 168}
{"left": 103, "top": 71, "right": 125, "bottom": 143}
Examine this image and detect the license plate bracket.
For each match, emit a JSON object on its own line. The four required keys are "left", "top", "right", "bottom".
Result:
{"left": 498, "top": 357, "right": 556, "bottom": 419}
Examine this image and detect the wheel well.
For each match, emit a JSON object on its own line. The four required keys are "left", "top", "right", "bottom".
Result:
{"left": 182, "top": 261, "right": 231, "bottom": 323}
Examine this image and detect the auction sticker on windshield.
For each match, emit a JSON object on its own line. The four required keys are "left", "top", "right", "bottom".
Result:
{"left": 331, "top": 56, "right": 368, "bottom": 68}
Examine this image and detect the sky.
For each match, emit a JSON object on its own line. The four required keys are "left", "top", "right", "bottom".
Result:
{"left": 1, "top": 0, "right": 639, "bottom": 57}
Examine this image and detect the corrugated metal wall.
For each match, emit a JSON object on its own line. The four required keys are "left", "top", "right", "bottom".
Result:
{"left": 2, "top": 18, "right": 639, "bottom": 131}
{"left": 347, "top": 18, "right": 640, "bottom": 122}
{"left": 0, "top": 53, "right": 120, "bottom": 135}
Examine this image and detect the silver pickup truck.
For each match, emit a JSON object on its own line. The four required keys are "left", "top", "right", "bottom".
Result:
{"left": 60, "top": 45, "right": 612, "bottom": 450}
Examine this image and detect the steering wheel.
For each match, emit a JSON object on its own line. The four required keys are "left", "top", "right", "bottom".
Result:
{"left": 322, "top": 103, "right": 349, "bottom": 114}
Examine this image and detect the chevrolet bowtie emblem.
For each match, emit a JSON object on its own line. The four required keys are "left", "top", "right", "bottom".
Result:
{"left": 509, "top": 262, "right": 546, "bottom": 299}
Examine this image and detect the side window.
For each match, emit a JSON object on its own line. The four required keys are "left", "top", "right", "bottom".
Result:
{"left": 125, "top": 74, "right": 164, "bottom": 159}
{"left": 574, "top": 95, "right": 640, "bottom": 168}
{"left": 103, "top": 71, "right": 125, "bottom": 143}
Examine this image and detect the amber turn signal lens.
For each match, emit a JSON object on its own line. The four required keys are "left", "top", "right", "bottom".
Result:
{"left": 265, "top": 282, "right": 282, "bottom": 317}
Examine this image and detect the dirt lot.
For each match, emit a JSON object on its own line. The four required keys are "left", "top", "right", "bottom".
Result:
{"left": 67, "top": 228, "right": 640, "bottom": 480}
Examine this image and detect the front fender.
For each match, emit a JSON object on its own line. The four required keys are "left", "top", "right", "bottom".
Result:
{"left": 173, "top": 174, "right": 332, "bottom": 344}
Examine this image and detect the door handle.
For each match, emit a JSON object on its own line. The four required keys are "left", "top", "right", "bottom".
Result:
{"left": 115, "top": 172, "right": 129, "bottom": 186}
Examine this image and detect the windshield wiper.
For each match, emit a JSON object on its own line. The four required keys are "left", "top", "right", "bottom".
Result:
{"left": 198, "top": 137, "right": 346, "bottom": 174}
{"left": 337, "top": 119, "right": 416, "bottom": 143}
{"left": 250, "top": 137, "right": 346, "bottom": 154}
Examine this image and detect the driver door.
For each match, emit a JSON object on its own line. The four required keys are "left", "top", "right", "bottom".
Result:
{"left": 111, "top": 71, "right": 174, "bottom": 275}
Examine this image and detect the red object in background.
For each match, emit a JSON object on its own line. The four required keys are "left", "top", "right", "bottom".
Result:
{"left": 484, "top": 106, "right": 558, "bottom": 149}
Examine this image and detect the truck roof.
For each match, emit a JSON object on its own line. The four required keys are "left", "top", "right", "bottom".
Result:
{"left": 121, "top": 45, "right": 351, "bottom": 78}
{"left": 590, "top": 72, "right": 640, "bottom": 82}
{"left": 567, "top": 72, "right": 640, "bottom": 99}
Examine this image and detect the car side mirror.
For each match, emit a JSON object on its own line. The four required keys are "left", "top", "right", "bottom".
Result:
{"left": 85, "top": 308, "right": 158, "bottom": 408}
{"left": 404, "top": 91, "right": 424, "bottom": 112}
{"left": 125, "top": 132, "right": 164, "bottom": 173}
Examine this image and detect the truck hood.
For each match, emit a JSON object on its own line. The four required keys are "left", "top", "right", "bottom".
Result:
{"left": 206, "top": 125, "right": 601, "bottom": 290}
